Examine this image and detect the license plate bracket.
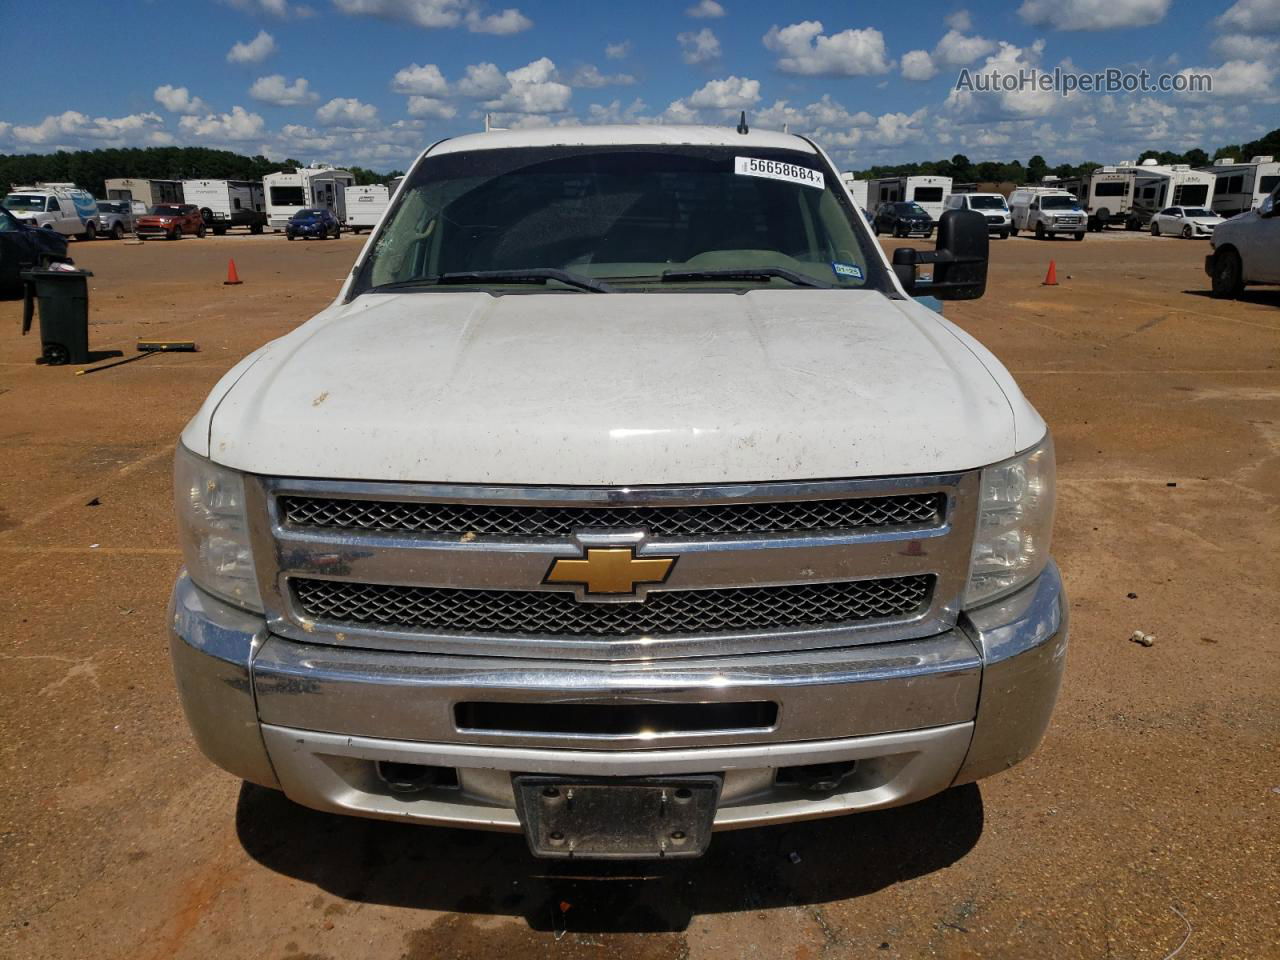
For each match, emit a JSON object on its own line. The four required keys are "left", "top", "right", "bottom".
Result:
{"left": 513, "top": 774, "right": 722, "bottom": 860}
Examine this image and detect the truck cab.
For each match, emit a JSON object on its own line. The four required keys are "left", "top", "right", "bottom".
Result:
{"left": 169, "top": 126, "right": 1067, "bottom": 860}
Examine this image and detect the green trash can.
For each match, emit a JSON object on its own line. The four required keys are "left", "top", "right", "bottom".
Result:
{"left": 21, "top": 267, "right": 94, "bottom": 365}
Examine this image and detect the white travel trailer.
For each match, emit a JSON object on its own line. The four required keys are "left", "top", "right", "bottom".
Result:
{"left": 1206, "top": 156, "right": 1280, "bottom": 219}
{"left": 866, "top": 175, "right": 953, "bottom": 219}
{"left": 1114, "top": 160, "right": 1215, "bottom": 229}
{"left": 2, "top": 183, "right": 99, "bottom": 238}
{"left": 839, "top": 174, "right": 870, "bottom": 214}
{"left": 263, "top": 165, "right": 356, "bottom": 230}
{"left": 183, "top": 179, "right": 267, "bottom": 234}
{"left": 1056, "top": 167, "right": 1138, "bottom": 231}
{"left": 104, "top": 178, "right": 184, "bottom": 209}
{"left": 344, "top": 184, "right": 390, "bottom": 234}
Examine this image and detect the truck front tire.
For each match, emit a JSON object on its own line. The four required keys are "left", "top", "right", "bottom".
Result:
{"left": 79, "top": 221, "right": 96, "bottom": 242}
{"left": 1210, "top": 250, "right": 1244, "bottom": 299}
{"left": 111, "top": 223, "right": 124, "bottom": 240}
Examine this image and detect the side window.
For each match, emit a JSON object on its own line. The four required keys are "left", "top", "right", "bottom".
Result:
{"left": 47, "top": 197, "right": 61, "bottom": 212}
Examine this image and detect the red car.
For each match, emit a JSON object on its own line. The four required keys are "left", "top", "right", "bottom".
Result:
{"left": 135, "top": 204, "right": 206, "bottom": 240}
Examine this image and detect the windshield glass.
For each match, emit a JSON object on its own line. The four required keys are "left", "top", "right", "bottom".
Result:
{"left": 151, "top": 205, "right": 186, "bottom": 215}
{"left": 1040, "top": 196, "right": 1079, "bottom": 210}
{"left": 968, "top": 195, "right": 1007, "bottom": 210}
{"left": 357, "top": 145, "right": 879, "bottom": 294}
{"left": 1181, "top": 208, "right": 1214, "bottom": 217}
{"left": 97, "top": 201, "right": 125, "bottom": 213}
{"left": 3, "top": 195, "right": 47, "bottom": 211}
{"left": 895, "top": 202, "right": 929, "bottom": 216}
{"left": 293, "top": 209, "right": 324, "bottom": 219}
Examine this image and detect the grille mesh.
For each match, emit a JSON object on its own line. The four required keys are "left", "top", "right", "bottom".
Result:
{"left": 279, "top": 493, "right": 942, "bottom": 539}
{"left": 292, "top": 575, "right": 933, "bottom": 638}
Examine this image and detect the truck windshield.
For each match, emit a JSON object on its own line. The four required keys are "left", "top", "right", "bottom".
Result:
{"left": 1040, "top": 196, "right": 1079, "bottom": 210}
{"left": 356, "top": 145, "right": 882, "bottom": 294}
{"left": 968, "top": 196, "right": 1007, "bottom": 210}
{"left": 3, "top": 195, "right": 46, "bottom": 211}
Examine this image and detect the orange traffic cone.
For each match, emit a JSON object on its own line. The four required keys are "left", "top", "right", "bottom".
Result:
{"left": 224, "top": 259, "right": 243, "bottom": 285}
{"left": 1042, "top": 260, "right": 1058, "bottom": 286}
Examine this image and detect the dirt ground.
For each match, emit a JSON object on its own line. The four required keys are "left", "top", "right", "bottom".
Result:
{"left": 1, "top": 228, "right": 1277, "bottom": 960}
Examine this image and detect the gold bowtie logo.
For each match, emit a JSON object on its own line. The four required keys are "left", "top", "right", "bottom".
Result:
{"left": 545, "top": 548, "right": 676, "bottom": 596}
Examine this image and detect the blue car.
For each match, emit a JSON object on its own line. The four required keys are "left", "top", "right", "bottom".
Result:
{"left": 285, "top": 207, "right": 341, "bottom": 240}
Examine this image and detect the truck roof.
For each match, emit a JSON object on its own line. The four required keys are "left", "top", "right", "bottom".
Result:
{"left": 429, "top": 124, "right": 818, "bottom": 157}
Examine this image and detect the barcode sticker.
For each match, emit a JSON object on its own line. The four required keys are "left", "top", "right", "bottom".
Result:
{"left": 735, "top": 156, "right": 825, "bottom": 190}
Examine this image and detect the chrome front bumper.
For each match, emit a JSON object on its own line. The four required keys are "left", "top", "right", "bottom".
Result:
{"left": 168, "top": 563, "right": 1067, "bottom": 831}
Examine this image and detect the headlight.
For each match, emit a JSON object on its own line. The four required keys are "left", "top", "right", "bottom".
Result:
{"left": 965, "top": 434, "right": 1056, "bottom": 607}
{"left": 174, "top": 444, "right": 262, "bottom": 612}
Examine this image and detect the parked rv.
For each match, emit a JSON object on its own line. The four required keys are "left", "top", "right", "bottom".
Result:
{"left": 264, "top": 166, "right": 355, "bottom": 230}
{"left": 183, "top": 180, "right": 267, "bottom": 235}
{"left": 1008, "top": 187, "right": 1086, "bottom": 240}
{"left": 839, "top": 174, "right": 870, "bottom": 215}
{"left": 1113, "top": 160, "right": 1215, "bottom": 229}
{"left": 866, "top": 175, "right": 953, "bottom": 220}
{"left": 95, "top": 201, "right": 135, "bottom": 239}
{"left": 344, "top": 184, "right": 390, "bottom": 234}
{"left": 943, "top": 192, "right": 1011, "bottom": 238}
{"left": 2, "top": 184, "right": 100, "bottom": 239}
{"left": 1206, "top": 156, "right": 1280, "bottom": 220}
{"left": 104, "top": 178, "right": 184, "bottom": 209}
{"left": 1056, "top": 168, "right": 1137, "bottom": 231}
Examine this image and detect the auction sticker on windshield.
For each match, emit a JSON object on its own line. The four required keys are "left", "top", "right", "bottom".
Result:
{"left": 735, "top": 157, "right": 825, "bottom": 190}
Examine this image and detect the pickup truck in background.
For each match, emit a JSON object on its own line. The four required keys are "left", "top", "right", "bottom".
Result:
{"left": 169, "top": 125, "right": 1068, "bottom": 861}
{"left": 1207, "top": 183, "right": 1280, "bottom": 298}
{"left": 95, "top": 201, "right": 135, "bottom": 240}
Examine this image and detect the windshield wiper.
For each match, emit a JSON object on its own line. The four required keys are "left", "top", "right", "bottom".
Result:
{"left": 659, "top": 267, "right": 833, "bottom": 289}
{"left": 372, "top": 269, "right": 615, "bottom": 294}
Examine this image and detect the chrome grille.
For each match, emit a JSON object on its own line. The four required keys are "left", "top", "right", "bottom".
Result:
{"left": 279, "top": 492, "right": 943, "bottom": 538}
{"left": 292, "top": 575, "right": 933, "bottom": 638}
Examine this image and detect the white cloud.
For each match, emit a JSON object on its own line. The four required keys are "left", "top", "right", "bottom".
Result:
{"left": 457, "top": 62, "right": 509, "bottom": 98}
{"left": 874, "top": 108, "right": 928, "bottom": 145}
{"left": 178, "top": 106, "right": 266, "bottom": 141}
{"left": 945, "top": 39, "right": 1060, "bottom": 119}
{"left": 227, "top": 30, "right": 277, "bottom": 64}
{"left": 464, "top": 7, "right": 532, "bottom": 33}
{"left": 605, "top": 41, "right": 631, "bottom": 60}
{"left": 1216, "top": 0, "right": 1280, "bottom": 32}
{"left": 570, "top": 64, "right": 637, "bottom": 88}
{"left": 678, "top": 27, "right": 721, "bottom": 64}
{"left": 1017, "top": 0, "right": 1171, "bottom": 31}
{"left": 333, "top": 0, "right": 531, "bottom": 32}
{"left": 685, "top": 0, "right": 725, "bottom": 17}
{"left": 934, "top": 29, "right": 996, "bottom": 66}
{"left": 685, "top": 75, "right": 761, "bottom": 109}
{"left": 585, "top": 98, "right": 650, "bottom": 123}
{"left": 153, "top": 85, "right": 208, "bottom": 114}
{"left": 479, "top": 58, "right": 573, "bottom": 114}
{"left": 763, "top": 21, "right": 893, "bottom": 76}
{"left": 12, "top": 111, "right": 166, "bottom": 146}
{"left": 1177, "top": 59, "right": 1277, "bottom": 101}
{"left": 945, "top": 9, "right": 973, "bottom": 31}
{"left": 316, "top": 97, "right": 380, "bottom": 127}
{"left": 390, "top": 62, "right": 449, "bottom": 96}
{"left": 1211, "top": 33, "right": 1280, "bottom": 59}
{"left": 900, "top": 50, "right": 938, "bottom": 81}
{"left": 249, "top": 74, "right": 318, "bottom": 106}
{"left": 407, "top": 96, "right": 457, "bottom": 118}
{"left": 222, "top": 0, "right": 313, "bottom": 18}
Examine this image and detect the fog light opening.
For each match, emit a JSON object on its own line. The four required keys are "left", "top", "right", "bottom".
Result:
{"left": 775, "top": 761, "right": 857, "bottom": 793}
{"left": 376, "top": 761, "right": 459, "bottom": 794}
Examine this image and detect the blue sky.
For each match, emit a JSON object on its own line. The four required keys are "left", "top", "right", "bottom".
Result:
{"left": 0, "top": 0, "right": 1275, "bottom": 171}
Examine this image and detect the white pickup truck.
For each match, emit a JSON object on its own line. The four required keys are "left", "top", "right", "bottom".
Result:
{"left": 1206, "top": 183, "right": 1280, "bottom": 298}
{"left": 169, "top": 125, "right": 1067, "bottom": 860}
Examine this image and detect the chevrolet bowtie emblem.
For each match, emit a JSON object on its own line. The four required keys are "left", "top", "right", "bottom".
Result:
{"left": 545, "top": 548, "right": 676, "bottom": 596}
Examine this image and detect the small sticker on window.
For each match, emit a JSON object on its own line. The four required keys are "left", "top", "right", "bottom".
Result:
{"left": 735, "top": 156, "right": 825, "bottom": 190}
{"left": 831, "top": 261, "right": 863, "bottom": 280}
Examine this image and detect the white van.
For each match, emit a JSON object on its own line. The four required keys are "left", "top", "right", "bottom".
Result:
{"left": 1008, "top": 187, "right": 1086, "bottom": 240}
{"left": 2, "top": 184, "right": 100, "bottom": 239}
{"left": 344, "top": 184, "right": 391, "bottom": 234}
{"left": 944, "top": 192, "right": 1011, "bottom": 239}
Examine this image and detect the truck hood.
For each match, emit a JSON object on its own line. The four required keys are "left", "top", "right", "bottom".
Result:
{"left": 195, "top": 289, "right": 1039, "bottom": 485}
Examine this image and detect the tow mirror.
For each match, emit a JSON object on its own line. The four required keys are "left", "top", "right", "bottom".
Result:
{"left": 891, "top": 209, "right": 989, "bottom": 301}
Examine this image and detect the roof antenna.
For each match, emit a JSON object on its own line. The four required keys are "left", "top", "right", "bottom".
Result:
{"left": 736, "top": 110, "right": 749, "bottom": 135}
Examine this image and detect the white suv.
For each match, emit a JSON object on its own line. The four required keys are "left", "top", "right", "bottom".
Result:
{"left": 1206, "top": 185, "right": 1280, "bottom": 298}
{"left": 944, "top": 192, "right": 1011, "bottom": 239}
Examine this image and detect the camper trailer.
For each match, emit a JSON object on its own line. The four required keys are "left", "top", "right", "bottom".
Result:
{"left": 182, "top": 180, "right": 267, "bottom": 234}
{"left": 263, "top": 165, "right": 356, "bottom": 230}
{"left": 1057, "top": 167, "right": 1138, "bottom": 231}
{"left": 866, "top": 175, "right": 953, "bottom": 219}
{"left": 104, "top": 178, "right": 184, "bottom": 209}
{"left": 344, "top": 184, "right": 391, "bottom": 234}
{"left": 1114, "top": 161, "right": 1215, "bottom": 229}
{"left": 1206, "top": 156, "right": 1280, "bottom": 219}
{"left": 839, "top": 174, "right": 870, "bottom": 214}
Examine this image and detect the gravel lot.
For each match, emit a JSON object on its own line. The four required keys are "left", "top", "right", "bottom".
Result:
{"left": 1, "top": 229, "right": 1277, "bottom": 959}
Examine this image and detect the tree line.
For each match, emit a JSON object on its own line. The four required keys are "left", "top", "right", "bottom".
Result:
{"left": 0, "top": 146, "right": 403, "bottom": 197}
{"left": 845, "top": 127, "right": 1280, "bottom": 184}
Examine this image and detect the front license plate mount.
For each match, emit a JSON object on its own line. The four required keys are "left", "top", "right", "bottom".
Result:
{"left": 513, "top": 774, "right": 722, "bottom": 860}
